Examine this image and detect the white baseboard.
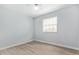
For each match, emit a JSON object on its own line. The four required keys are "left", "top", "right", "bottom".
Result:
{"left": 0, "top": 39, "right": 78, "bottom": 51}
{"left": 0, "top": 39, "right": 33, "bottom": 50}
{"left": 36, "top": 39, "right": 79, "bottom": 51}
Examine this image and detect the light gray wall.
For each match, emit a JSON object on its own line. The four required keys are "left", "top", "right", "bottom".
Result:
{"left": 0, "top": 6, "right": 33, "bottom": 48}
{"left": 76, "top": 5, "right": 79, "bottom": 48}
{"left": 34, "top": 5, "right": 79, "bottom": 49}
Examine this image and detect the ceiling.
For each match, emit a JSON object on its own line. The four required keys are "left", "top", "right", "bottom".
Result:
{"left": 2, "top": 4, "right": 69, "bottom": 17}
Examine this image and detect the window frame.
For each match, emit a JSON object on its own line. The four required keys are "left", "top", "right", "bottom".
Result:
{"left": 42, "top": 16, "right": 57, "bottom": 32}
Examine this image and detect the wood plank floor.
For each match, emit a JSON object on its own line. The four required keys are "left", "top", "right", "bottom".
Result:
{"left": 0, "top": 41, "right": 78, "bottom": 55}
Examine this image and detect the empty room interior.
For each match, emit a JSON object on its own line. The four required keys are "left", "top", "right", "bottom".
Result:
{"left": 0, "top": 4, "right": 79, "bottom": 55}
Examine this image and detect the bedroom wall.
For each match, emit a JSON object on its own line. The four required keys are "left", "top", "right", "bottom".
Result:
{"left": 0, "top": 5, "right": 33, "bottom": 48}
{"left": 76, "top": 5, "right": 79, "bottom": 49}
{"left": 34, "top": 5, "right": 79, "bottom": 50}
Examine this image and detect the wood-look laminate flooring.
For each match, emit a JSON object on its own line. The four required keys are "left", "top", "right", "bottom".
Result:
{"left": 0, "top": 41, "right": 78, "bottom": 55}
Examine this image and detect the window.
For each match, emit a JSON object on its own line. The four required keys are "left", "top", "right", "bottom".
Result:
{"left": 43, "top": 16, "right": 57, "bottom": 32}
